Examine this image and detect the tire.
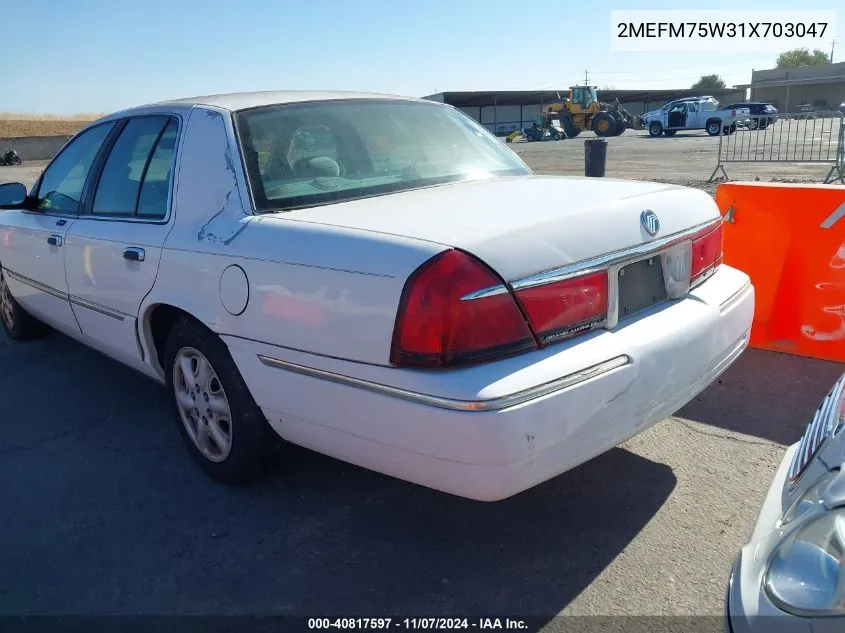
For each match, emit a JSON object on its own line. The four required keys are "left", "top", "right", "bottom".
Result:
{"left": 663, "top": 130, "right": 677, "bottom": 137}
{"left": 726, "top": 123, "right": 737, "bottom": 135}
{"left": 12, "top": 156, "right": 21, "bottom": 165}
{"left": 592, "top": 112, "right": 616, "bottom": 137}
{"left": 614, "top": 117, "right": 627, "bottom": 136}
{"left": 0, "top": 268, "right": 51, "bottom": 341}
{"left": 748, "top": 118, "right": 759, "bottom": 130}
{"left": 648, "top": 121, "right": 663, "bottom": 137}
{"left": 552, "top": 132, "right": 561, "bottom": 141}
{"left": 706, "top": 120, "right": 721, "bottom": 136}
{"left": 759, "top": 121, "right": 768, "bottom": 130}
{"left": 561, "top": 116, "right": 581, "bottom": 139}
{"left": 164, "top": 316, "right": 278, "bottom": 485}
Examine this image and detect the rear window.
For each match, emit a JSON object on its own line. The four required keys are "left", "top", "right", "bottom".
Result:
{"left": 234, "top": 99, "right": 531, "bottom": 213}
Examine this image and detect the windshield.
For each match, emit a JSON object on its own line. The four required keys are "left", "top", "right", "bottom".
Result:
{"left": 234, "top": 99, "right": 531, "bottom": 213}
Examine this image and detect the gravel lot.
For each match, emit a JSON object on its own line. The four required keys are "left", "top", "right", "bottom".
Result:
{"left": 1, "top": 131, "right": 843, "bottom": 629}
{"left": 512, "top": 118, "right": 843, "bottom": 194}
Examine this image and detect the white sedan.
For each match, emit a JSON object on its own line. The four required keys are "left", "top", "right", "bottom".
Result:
{"left": 0, "top": 91, "right": 754, "bottom": 501}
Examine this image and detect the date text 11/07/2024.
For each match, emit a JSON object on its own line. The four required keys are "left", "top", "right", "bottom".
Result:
{"left": 307, "top": 618, "right": 529, "bottom": 630}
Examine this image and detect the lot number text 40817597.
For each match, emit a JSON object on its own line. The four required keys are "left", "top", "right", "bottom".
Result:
{"left": 306, "top": 618, "right": 529, "bottom": 630}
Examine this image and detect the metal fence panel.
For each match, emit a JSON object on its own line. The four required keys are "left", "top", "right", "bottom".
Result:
{"left": 709, "top": 111, "right": 845, "bottom": 184}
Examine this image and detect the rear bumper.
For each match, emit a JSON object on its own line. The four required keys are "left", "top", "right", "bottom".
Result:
{"left": 225, "top": 265, "right": 754, "bottom": 501}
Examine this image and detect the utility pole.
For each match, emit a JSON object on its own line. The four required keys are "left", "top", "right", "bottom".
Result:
{"left": 584, "top": 69, "right": 590, "bottom": 85}
{"left": 831, "top": 38, "right": 837, "bottom": 63}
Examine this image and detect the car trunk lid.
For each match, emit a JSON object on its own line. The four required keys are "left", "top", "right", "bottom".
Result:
{"left": 279, "top": 175, "right": 720, "bottom": 281}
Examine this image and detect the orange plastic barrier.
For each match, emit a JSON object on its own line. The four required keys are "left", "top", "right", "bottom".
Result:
{"left": 716, "top": 182, "right": 845, "bottom": 364}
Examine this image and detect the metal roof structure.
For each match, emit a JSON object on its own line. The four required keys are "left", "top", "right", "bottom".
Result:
{"left": 736, "top": 61, "right": 845, "bottom": 90}
{"left": 424, "top": 88, "right": 746, "bottom": 107}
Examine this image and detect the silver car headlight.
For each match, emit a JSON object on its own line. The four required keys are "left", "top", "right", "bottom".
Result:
{"left": 765, "top": 508, "right": 845, "bottom": 615}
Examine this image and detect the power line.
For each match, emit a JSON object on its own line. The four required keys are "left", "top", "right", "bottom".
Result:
{"left": 497, "top": 52, "right": 773, "bottom": 91}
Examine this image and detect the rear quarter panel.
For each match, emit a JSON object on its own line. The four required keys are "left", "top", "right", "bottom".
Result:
{"left": 140, "top": 104, "right": 445, "bottom": 369}
{"left": 148, "top": 220, "right": 445, "bottom": 367}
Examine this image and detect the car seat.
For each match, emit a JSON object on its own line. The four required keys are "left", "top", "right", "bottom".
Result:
{"left": 291, "top": 156, "right": 341, "bottom": 178}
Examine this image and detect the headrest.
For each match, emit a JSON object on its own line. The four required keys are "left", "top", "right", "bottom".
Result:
{"left": 296, "top": 156, "right": 340, "bottom": 178}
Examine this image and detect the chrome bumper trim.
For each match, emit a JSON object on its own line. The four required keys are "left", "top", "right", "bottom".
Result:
{"left": 719, "top": 280, "right": 753, "bottom": 313}
{"left": 257, "top": 354, "right": 631, "bottom": 412}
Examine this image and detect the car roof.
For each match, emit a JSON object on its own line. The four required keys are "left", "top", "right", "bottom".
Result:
{"left": 130, "top": 90, "right": 426, "bottom": 114}
{"left": 672, "top": 96, "right": 714, "bottom": 103}
{"left": 78, "top": 91, "right": 444, "bottom": 136}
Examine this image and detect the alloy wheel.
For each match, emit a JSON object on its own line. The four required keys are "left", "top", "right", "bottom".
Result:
{"left": 173, "top": 346, "right": 233, "bottom": 462}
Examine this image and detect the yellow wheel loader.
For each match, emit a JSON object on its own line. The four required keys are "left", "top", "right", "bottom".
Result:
{"left": 545, "top": 86, "right": 635, "bottom": 138}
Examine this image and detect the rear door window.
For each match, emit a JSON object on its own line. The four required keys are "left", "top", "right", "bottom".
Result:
{"left": 137, "top": 120, "right": 178, "bottom": 218}
{"left": 92, "top": 116, "right": 176, "bottom": 218}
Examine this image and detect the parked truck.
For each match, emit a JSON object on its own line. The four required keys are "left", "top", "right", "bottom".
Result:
{"left": 638, "top": 96, "right": 748, "bottom": 137}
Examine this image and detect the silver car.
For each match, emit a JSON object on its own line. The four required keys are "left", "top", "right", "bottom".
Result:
{"left": 726, "top": 372, "right": 845, "bottom": 632}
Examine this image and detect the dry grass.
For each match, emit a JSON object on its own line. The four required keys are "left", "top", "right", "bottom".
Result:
{"left": 0, "top": 112, "right": 104, "bottom": 138}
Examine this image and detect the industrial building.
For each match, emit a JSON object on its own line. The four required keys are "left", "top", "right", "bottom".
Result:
{"left": 737, "top": 61, "right": 845, "bottom": 112}
{"left": 423, "top": 88, "right": 747, "bottom": 135}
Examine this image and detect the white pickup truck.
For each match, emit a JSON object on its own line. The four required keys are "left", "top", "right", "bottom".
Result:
{"left": 639, "top": 96, "right": 749, "bottom": 137}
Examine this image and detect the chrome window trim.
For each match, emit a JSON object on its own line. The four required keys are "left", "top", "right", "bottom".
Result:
{"left": 257, "top": 354, "right": 631, "bottom": 412}
{"left": 22, "top": 210, "right": 80, "bottom": 220}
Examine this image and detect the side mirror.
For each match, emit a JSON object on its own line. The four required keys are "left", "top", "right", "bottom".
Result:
{"left": 0, "top": 182, "right": 28, "bottom": 208}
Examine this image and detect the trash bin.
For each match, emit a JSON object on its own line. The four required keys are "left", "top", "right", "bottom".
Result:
{"left": 584, "top": 138, "right": 608, "bottom": 177}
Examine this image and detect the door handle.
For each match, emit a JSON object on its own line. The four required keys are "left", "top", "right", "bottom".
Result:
{"left": 123, "top": 247, "right": 145, "bottom": 262}
{"left": 47, "top": 235, "right": 63, "bottom": 247}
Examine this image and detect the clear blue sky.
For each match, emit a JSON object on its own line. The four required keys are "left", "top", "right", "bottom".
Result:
{"left": 1, "top": 0, "right": 842, "bottom": 114}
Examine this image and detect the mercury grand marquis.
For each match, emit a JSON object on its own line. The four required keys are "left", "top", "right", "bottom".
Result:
{"left": 0, "top": 91, "right": 755, "bottom": 500}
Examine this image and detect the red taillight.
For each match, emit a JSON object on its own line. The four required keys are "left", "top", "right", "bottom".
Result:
{"left": 691, "top": 222, "right": 723, "bottom": 283}
{"left": 390, "top": 250, "right": 537, "bottom": 368}
{"left": 514, "top": 271, "right": 608, "bottom": 344}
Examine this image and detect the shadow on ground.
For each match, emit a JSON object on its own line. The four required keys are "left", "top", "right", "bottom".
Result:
{"left": 0, "top": 333, "right": 676, "bottom": 623}
{"left": 677, "top": 348, "right": 843, "bottom": 445}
